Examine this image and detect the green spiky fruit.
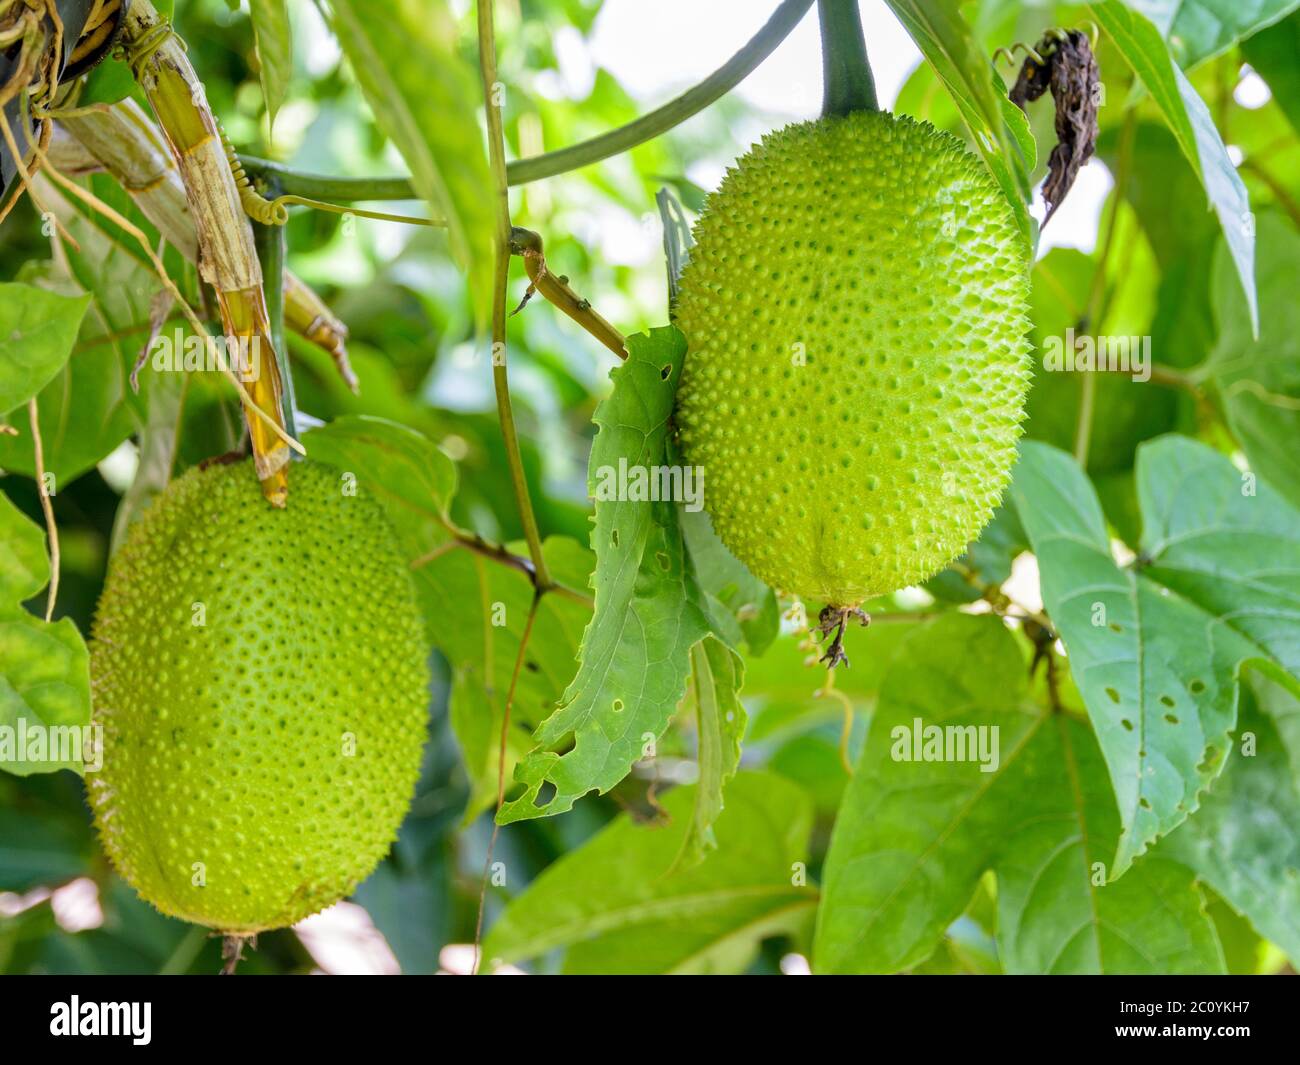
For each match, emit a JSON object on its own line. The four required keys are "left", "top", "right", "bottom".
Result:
{"left": 88, "top": 460, "right": 429, "bottom": 933}
{"left": 674, "top": 110, "right": 1031, "bottom": 605}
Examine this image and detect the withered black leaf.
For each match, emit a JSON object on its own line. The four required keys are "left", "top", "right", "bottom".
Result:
{"left": 1009, "top": 30, "right": 1100, "bottom": 226}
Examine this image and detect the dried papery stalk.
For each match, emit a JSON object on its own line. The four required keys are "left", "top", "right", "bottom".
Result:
{"left": 29, "top": 161, "right": 303, "bottom": 458}
{"left": 51, "top": 98, "right": 353, "bottom": 384}
{"left": 119, "top": 0, "right": 290, "bottom": 505}
{"left": 45, "top": 122, "right": 100, "bottom": 173}
{"left": 55, "top": 97, "right": 197, "bottom": 259}
{"left": 283, "top": 272, "right": 356, "bottom": 392}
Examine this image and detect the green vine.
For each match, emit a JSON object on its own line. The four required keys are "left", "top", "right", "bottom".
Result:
{"left": 239, "top": 0, "right": 814, "bottom": 201}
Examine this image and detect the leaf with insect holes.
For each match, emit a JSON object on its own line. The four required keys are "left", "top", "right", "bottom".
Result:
{"left": 815, "top": 614, "right": 1223, "bottom": 974}
{"left": 330, "top": 0, "right": 494, "bottom": 328}
{"left": 497, "top": 327, "right": 733, "bottom": 824}
{"left": 1159, "top": 671, "right": 1300, "bottom": 966}
{"left": 1010, "top": 436, "right": 1300, "bottom": 879}
{"left": 249, "top": 0, "right": 293, "bottom": 132}
{"left": 1091, "top": 1, "right": 1257, "bottom": 336}
{"left": 883, "top": 1, "right": 1035, "bottom": 249}
{"left": 484, "top": 772, "right": 816, "bottom": 974}
{"left": 1203, "top": 212, "right": 1300, "bottom": 511}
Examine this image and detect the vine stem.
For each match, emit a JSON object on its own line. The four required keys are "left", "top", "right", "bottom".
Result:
{"left": 470, "top": 0, "right": 550, "bottom": 978}
{"left": 1073, "top": 109, "right": 1136, "bottom": 468}
{"left": 255, "top": 216, "right": 298, "bottom": 439}
{"left": 28, "top": 398, "right": 58, "bottom": 622}
{"left": 472, "top": 589, "right": 541, "bottom": 976}
{"left": 239, "top": 0, "right": 815, "bottom": 199}
{"left": 817, "top": 0, "right": 877, "bottom": 117}
{"left": 1240, "top": 157, "right": 1300, "bottom": 231}
{"left": 478, "top": 0, "right": 551, "bottom": 591}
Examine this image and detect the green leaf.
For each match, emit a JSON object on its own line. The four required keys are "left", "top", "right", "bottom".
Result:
{"left": 814, "top": 614, "right": 1223, "bottom": 974}
{"left": 655, "top": 185, "right": 694, "bottom": 307}
{"left": 249, "top": 0, "right": 293, "bottom": 131}
{"left": 498, "top": 328, "right": 729, "bottom": 823}
{"left": 78, "top": 58, "right": 142, "bottom": 108}
{"left": 883, "top": 1, "right": 1034, "bottom": 249}
{"left": 1010, "top": 437, "right": 1300, "bottom": 877}
{"left": 678, "top": 506, "right": 778, "bottom": 654}
{"left": 0, "top": 284, "right": 90, "bottom": 415}
{"left": 0, "top": 493, "right": 49, "bottom": 605}
{"left": 1241, "top": 11, "right": 1300, "bottom": 137}
{"left": 109, "top": 370, "right": 184, "bottom": 554}
{"left": 302, "top": 414, "right": 458, "bottom": 560}
{"left": 1159, "top": 673, "right": 1300, "bottom": 965}
{"left": 483, "top": 772, "right": 816, "bottom": 974}
{"left": 353, "top": 857, "right": 445, "bottom": 974}
{"left": 330, "top": 0, "right": 494, "bottom": 326}
{"left": 1138, "top": 0, "right": 1300, "bottom": 70}
{"left": 678, "top": 637, "right": 747, "bottom": 866}
{"left": 1091, "top": 1, "right": 1258, "bottom": 335}
{"left": 1021, "top": 223, "right": 1174, "bottom": 479}
{"left": 0, "top": 611, "right": 91, "bottom": 776}
{"left": 1203, "top": 212, "right": 1300, "bottom": 510}
{"left": 926, "top": 500, "right": 1026, "bottom": 604}
{"left": 0, "top": 810, "right": 92, "bottom": 892}
{"left": 0, "top": 177, "right": 159, "bottom": 482}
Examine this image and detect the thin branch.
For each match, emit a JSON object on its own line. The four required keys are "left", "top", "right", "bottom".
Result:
{"left": 473, "top": 588, "right": 541, "bottom": 975}
{"left": 239, "top": 0, "right": 815, "bottom": 197}
{"left": 1073, "top": 109, "right": 1135, "bottom": 467}
{"left": 478, "top": 0, "right": 551, "bottom": 590}
{"left": 411, "top": 523, "right": 594, "bottom": 610}
{"left": 1089, "top": 361, "right": 1201, "bottom": 394}
{"left": 28, "top": 398, "right": 59, "bottom": 622}
{"left": 1240, "top": 157, "right": 1300, "bottom": 231}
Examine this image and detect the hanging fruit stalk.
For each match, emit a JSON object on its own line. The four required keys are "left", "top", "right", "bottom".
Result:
{"left": 282, "top": 272, "right": 356, "bottom": 392}
{"left": 508, "top": 227, "right": 626, "bottom": 358}
{"left": 118, "top": 0, "right": 290, "bottom": 505}
{"left": 49, "top": 98, "right": 354, "bottom": 387}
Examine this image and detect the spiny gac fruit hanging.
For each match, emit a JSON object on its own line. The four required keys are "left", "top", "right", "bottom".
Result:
{"left": 87, "top": 460, "right": 429, "bottom": 933}
{"left": 674, "top": 110, "right": 1031, "bottom": 607}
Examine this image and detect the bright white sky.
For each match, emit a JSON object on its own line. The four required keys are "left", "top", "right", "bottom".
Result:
{"left": 583, "top": 0, "right": 1110, "bottom": 258}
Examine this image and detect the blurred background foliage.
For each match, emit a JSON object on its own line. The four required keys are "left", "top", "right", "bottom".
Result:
{"left": 1, "top": 0, "right": 1297, "bottom": 974}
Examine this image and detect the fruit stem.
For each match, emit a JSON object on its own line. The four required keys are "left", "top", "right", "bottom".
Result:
{"left": 817, "top": 0, "right": 878, "bottom": 118}
{"left": 255, "top": 214, "right": 299, "bottom": 443}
